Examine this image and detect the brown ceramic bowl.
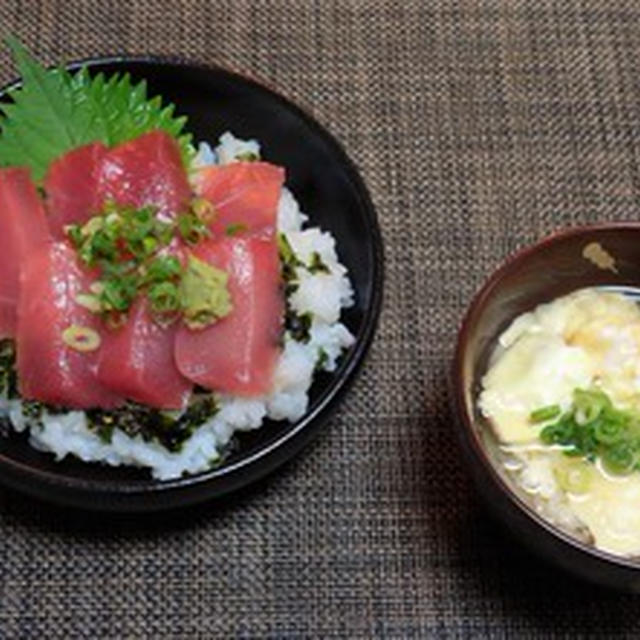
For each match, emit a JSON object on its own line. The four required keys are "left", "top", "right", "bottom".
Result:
{"left": 452, "top": 222, "right": 640, "bottom": 591}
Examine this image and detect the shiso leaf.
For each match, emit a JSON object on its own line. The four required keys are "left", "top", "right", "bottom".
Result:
{"left": 0, "top": 37, "right": 193, "bottom": 181}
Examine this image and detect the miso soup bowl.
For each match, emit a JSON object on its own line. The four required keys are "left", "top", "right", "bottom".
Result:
{"left": 452, "top": 222, "right": 640, "bottom": 591}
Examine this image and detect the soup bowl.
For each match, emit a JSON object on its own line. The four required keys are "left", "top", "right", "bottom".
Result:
{"left": 452, "top": 222, "right": 640, "bottom": 591}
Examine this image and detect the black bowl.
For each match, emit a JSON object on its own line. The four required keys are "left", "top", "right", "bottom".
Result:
{"left": 453, "top": 223, "right": 640, "bottom": 591}
{"left": 0, "top": 58, "right": 383, "bottom": 512}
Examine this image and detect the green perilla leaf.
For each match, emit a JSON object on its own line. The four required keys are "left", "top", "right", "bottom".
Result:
{"left": 0, "top": 37, "right": 193, "bottom": 181}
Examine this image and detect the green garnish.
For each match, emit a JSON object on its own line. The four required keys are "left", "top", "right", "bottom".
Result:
{"left": 177, "top": 212, "right": 209, "bottom": 245}
{"left": 529, "top": 404, "right": 562, "bottom": 423}
{"left": 62, "top": 325, "right": 101, "bottom": 352}
{"left": 68, "top": 200, "right": 231, "bottom": 328}
{"left": 142, "top": 255, "right": 182, "bottom": 284}
{"left": 553, "top": 461, "right": 593, "bottom": 494}
{"left": 179, "top": 255, "right": 232, "bottom": 329}
{"left": 0, "top": 37, "right": 192, "bottom": 180}
{"left": 191, "top": 197, "right": 216, "bottom": 223}
{"left": 573, "top": 388, "right": 611, "bottom": 425}
{"left": 535, "top": 388, "right": 640, "bottom": 475}
{"left": 225, "top": 223, "right": 248, "bottom": 236}
{"left": 149, "top": 281, "right": 180, "bottom": 315}
{"left": 602, "top": 442, "right": 637, "bottom": 475}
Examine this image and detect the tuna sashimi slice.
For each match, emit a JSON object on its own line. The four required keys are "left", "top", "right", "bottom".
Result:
{"left": 175, "top": 236, "right": 284, "bottom": 395}
{"left": 195, "top": 162, "right": 284, "bottom": 236}
{"left": 97, "top": 298, "right": 192, "bottom": 409}
{"left": 0, "top": 168, "right": 51, "bottom": 337}
{"left": 44, "top": 141, "right": 108, "bottom": 239}
{"left": 99, "top": 130, "right": 191, "bottom": 219}
{"left": 17, "top": 242, "right": 123, "bottom": 408}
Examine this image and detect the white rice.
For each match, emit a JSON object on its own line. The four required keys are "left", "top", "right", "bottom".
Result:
{"left": 2, "top": 133, "right": 355, "bottom": 480}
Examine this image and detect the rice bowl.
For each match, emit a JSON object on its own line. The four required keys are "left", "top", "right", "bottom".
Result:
{"left": 0, "top": 132, "right": 356, "bottom": 480}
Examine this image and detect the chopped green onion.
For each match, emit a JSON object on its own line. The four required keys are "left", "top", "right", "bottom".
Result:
{"left": 602, "top": 442, "right": 637, "bottom": 475}
{"left": 573, "top": 388, "right": 611, "bottom": 425}
{"left": 82, "top": 216, "right": 106, "bottom": 236}
{"left": 66, "top": 201, "right": 230, "bottom": 329}
{"left": 594, "top": 419, "right": 625, "bottom": 445}
{"left": 154, "top": 220, "right": 175, "bottom": 246}
{"left": 540, "top": 419, "right": 574, "bottom": 446}
{"left": 66, "top": 224, "right": 84, "bottom": 248}
{"left": 225, "top": 222, "right": 248, "bottom": 236}
{"left": 178, "top": 213, "right": 209, "bottom": 245}
{"left": 142, "top": 236, "right": 158, "bottom": 255}
{"left": 100, "top": 277, "right": 138, "bottom": 311}
{"left": 191, "top": 197, "right": 216, "bottom": 222}
{"left": 529, "top": 404, "right": 561, "bottom": 423}
{"left": 535, "top": 388, "right": 640, "bottom": 477}
{"left": 554, "top": 461, "right": 592, "bottom": 494}
{"left": 62, "top": 325, "right": 101, "bottom": 352}
{"left": 143, "top": 255, "right": 182, "bottom": 284}
{"left": 75, "top": 293, "right": 102, "bottom": 314}
{"left": 149, "top": 281, "right": 180, "bottom": 313}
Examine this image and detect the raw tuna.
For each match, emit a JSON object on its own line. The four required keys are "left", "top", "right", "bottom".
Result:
{"left": 99, "top": 130, "right": 191, "bottom": 219}
{"left": 195, "top": 162, "right": 284, "bottom": 236}
{"left": 0, "top": 168, "right": 50, "bottom": 337}
{"left": 175, "top": 236, "right": 283, "bottom": 395}
{"left": 44, "top": 132, "right": 190, "bottom": 236}
{"left": 17, "top": 242, "right": 122, "bottom": 408}
{"left": 44, "top": 141, "right": 108, "bottom": 239}
{"left": 97, "top": 298, "right": 192, "bottom": 409}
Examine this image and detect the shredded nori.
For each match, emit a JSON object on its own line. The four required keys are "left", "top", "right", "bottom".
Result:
{"left": 22, "top": 400, "right": 44, "bottom": 422}
{"left": 285, "top": 310, "right": 312, "bottom": 343}
{"left": 86, "top": 395, "right": 218, "bottom": 453}
{"left": 0, "top": 338, "right": 218, "bottom": 452}
{"left": 277, "top": 233, "right": 321, "bottom": 345}
{"left": 0, "top": 339, "right": 18, "bottom": 399}
{"left": 315, "top": 347, "right": 329, "bottom": 371}
{"left": 307, "top": 251, "right": 330, "bottom": 275}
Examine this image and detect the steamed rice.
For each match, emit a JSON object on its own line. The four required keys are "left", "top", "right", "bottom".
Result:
{"left": 0, "top": 133, "right": 355, "bottom": 480}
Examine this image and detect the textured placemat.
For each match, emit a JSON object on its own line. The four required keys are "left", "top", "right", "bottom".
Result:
{"left": 2, "top": 0, "right": 640, "bottom": 637}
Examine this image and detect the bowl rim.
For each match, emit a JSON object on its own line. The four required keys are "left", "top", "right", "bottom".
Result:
{"left": 453, "top": 221, "right": 640, "bottom": 570}
{"left": 0, "top": 55, "right": 385, "bottom": 505}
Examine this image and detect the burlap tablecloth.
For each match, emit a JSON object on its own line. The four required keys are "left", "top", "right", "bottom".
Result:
{"left": 1, "top": 1, "right": 640, "bottom": 637}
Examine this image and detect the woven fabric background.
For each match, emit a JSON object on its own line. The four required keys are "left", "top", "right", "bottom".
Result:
{"left": 1, "top": 0, "right": 640, "bottom": 637}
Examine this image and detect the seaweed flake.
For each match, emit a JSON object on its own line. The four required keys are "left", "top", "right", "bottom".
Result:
{"left": 307, "top": 251, "right": 330, "bottom": 275}
{"left": 86, "top": 395, "right": 219, "bottom": 453}
{"left": 285, "top": 310, "right": 312, "bottom": 343}
{"left": 0, "top": 340, "right": 18, "bottom": 399}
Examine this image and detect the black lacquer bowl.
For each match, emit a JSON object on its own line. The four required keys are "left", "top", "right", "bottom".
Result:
{"left": 452, "top": 223, "right": 640, "bottom": 591}
{"left": 0, "top": 58, "right": 383, "bottom": 512}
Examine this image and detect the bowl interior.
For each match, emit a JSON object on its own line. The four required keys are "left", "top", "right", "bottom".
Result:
{"left": 0, "top": 59, "right": 382, "bottom": 501}
{"left": 456, "top": 223, "right": 640, "bottom": 564}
